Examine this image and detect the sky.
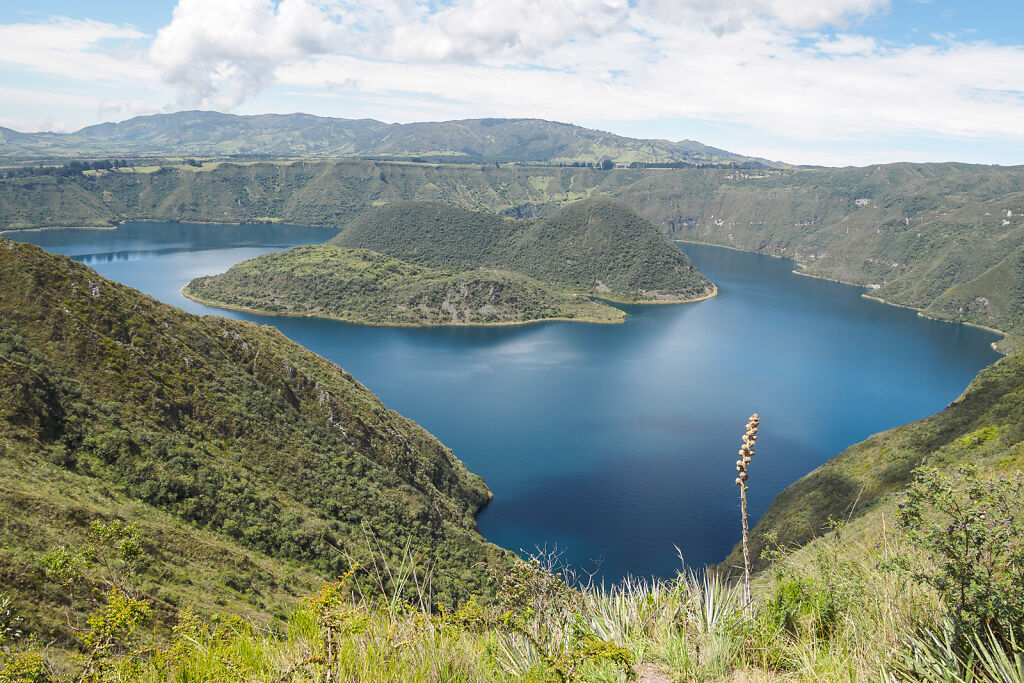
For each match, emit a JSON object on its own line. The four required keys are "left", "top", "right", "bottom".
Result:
{"left": 1, "top": 0, "right": 1023, "bottom": 166}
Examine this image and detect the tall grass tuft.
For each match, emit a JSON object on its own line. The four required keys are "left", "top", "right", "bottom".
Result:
{"left": 735, "top": 413, "right": 760, "bottom": 607}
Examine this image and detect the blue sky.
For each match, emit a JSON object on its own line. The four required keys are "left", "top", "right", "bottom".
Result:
{"left": 1, "top": 0, "right": 1022, "bottom": 166}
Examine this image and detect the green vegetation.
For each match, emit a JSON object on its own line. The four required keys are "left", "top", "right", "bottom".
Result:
{"left": 891, "top": 464, "right": 1024, "bottom": 644}
{"left": 0, "top": 239, "right": 506, "bottom": 653}
{"left": 7, "top": 124, "right": 1024, "bottom": 678}
{"left": 8, "top": 487, "right": 1024, "bottom": 681}
{"left": 186, "top": 198, "right": 712, "bottom": 326}
{"left": 4, "top": 233, "right": 1024, "bottom": 679}
{"left": 0, "top": 112, "right": 765, "bottom": 165}
{"left": 329, "top": 198, "right": 714, "bottom": 303}
{"left": 185, "top": 246, "right": 624, "bottom": 326}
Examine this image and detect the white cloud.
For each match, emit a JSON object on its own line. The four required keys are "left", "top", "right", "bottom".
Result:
{"left": 0, "top": 18, "right": 153, "bottom": 84}
{"left": 149, "top": 0, "right": 346, "bottom": 109}
{"left": 147, "top": 0, "right": 893, "bottom": 108}
{"left": 2, "top": 0, "right": 1024, "bottom": 164}
{"left": 268, "top": 15, "right": 1024, "bottom": 148}
{"left": 388, "top": 0, "right": 630, "bottom": 63}
{"left": 635, "top": 0, "right": 889, "bottom": 33}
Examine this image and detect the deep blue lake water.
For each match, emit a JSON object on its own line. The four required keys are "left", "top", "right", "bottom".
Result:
{"left": 6, "top": 222, "right": 1002, "bottom": 580}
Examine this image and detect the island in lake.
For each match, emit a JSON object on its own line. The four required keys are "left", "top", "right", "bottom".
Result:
{"left": 184, "top": 196, "right": 715, "bottom": 326}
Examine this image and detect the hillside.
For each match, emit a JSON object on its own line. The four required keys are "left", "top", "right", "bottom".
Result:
{"left": 3, "top": 159, "right": 1023, "bottom": 346}
{"left": 612, "top": 163, "right": 1024, "bottom": 351}
{"left": 724, "top": 348, "right": 1024, "bottom": 573}
{"left": 0, "top": 239, "right": 505, "bottom": 645}
{"left": 329, "top": 197, "right": 715, "bottom": 303}
{"left": 184, "top": 246, "right": 625, "bottom": 325}
{"left": 0, "top": 111, "right": 764, "bottom": 165}
{"left": 924, "top": 243, "right": 1024, "bottom": 337}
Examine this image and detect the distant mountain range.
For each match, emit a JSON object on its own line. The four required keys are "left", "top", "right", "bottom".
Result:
{"left": 0, "top": 110, "right": 775, "bottom": 165}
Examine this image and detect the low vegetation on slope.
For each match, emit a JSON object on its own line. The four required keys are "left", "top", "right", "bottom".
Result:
{"left": 617, "top": 163, "right": 1024, "bottom": 351}
{"left": 6, "top": 455, "right": 1023, "bottom": 681}
{"left": 185, "top": 246, "right": 624, "bottom": 325}
{"left": 0, "top": 239, "right": 505, "bottom": 650}
{"left": 3, "top": 235, "right": 1023, "bottom": 679}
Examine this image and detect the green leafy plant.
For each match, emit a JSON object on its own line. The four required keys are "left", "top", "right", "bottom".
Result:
{"left": 76, "top": 588, "right": 151, "bottom": 683}
{"left": 0, "top": 596, "right": 19, "bottom": 649}
{"left": 892, "top": 464, "right": 1024, "bottom": 645}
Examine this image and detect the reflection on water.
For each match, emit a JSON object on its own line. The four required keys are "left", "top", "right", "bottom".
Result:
{"left": 8, "top": 223, "right": 1003, "bottom": 580}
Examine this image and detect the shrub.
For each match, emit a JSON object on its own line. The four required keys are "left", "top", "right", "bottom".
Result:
{"left": 892, "top": 464, "right": 1024, "bottom": 645}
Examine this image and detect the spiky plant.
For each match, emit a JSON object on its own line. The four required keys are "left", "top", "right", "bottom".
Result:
{"left": 735, "top": 413, "right": 760, "bottom": 606}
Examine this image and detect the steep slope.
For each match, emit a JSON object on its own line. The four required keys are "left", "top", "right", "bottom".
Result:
{"left": 924, "top": 244, "right": 1024, "bottom": 336}
{"left": 329, "top": 197, "right": 715, "bottom": 303}
{"left": 0, "top": 111, "right": 762, "bottom": 164}
{"left": 0, "top": 239, "right": 504, "bottom": 641}
{"left": 328, "top": 200, "right": 517, "bottom": 270}
{"left": 506, "top": 196, "right": 712, "bottom": 299}
{"left": 184, "top": 245, "right": 624, "bottom": 325}
{"left": 605, "top": 163, "right": 1024, "bottom": 349}
{"left": 724, "top": 350, "right": 1024, "bottom": 572}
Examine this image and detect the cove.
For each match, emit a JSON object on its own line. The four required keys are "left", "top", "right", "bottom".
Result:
{"left": 7, "top": 222, "right": 1002, "bottom": 581}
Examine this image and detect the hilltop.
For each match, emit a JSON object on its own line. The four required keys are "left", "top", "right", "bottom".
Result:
{"left": 330, "top": 197, "right": 714, "bottom": 303}
{"left": 0, "top": 111, "right": 768, "bottom": 165}
{"left": 0, "top": 239, "right": 505, "bottom": 644}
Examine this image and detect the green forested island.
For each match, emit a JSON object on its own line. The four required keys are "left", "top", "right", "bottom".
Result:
{"left": 185, "top": 246, "right": 626, "bottom": 325}
{"left": 185, "top": 198, "right": 714, "bottom": 325}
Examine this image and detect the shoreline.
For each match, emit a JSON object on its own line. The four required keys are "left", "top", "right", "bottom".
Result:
{"left": 0, "top": 219, "right": 340, "bottom": 234}
{"left": 0, "top": 224, "right": 118, "bottom": 234}
{"left": 675, "top": 238, "right": 789, "bottom": 261}
{"left": 678, "top": 238, "right": 1008, "bottom": 352}
{"left": 181, "top": 287, "right": 629, "bottom": 328}
{"left": 181, "top": 278, "right": 718, "bottom": 328}
{"left": 789, "top": 265, "right": 1005, "bottom": 342}
{"left": 594, "top": 283, "right": 718, "bottom": 306}
{"left": 790, "top": 264, "right": 870, "bottom": 288}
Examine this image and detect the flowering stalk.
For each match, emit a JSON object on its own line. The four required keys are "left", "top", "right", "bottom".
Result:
{"left": 735, "top": 413, "right": 760, "bottom": 606}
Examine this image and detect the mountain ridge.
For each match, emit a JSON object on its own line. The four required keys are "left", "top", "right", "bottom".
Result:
{"left": 0, "top": 110, "right": 773, "bottom": 165}
{"left": 2, "top": 158, "right": 1022, "bottom": 347}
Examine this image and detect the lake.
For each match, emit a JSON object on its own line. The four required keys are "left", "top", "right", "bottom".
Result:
{"left": 6, "top": 222, "right": 1002, "bottom": 580}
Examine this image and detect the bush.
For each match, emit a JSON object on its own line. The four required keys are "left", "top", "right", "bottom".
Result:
{"left": 892, "top": 464, "right": 1024, "bottom": 644}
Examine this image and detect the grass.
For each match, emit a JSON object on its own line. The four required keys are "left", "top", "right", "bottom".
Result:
{"left": 2, "top": 527, "right": 970, "bottom": 682}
